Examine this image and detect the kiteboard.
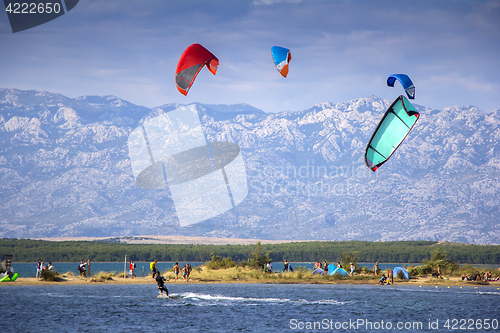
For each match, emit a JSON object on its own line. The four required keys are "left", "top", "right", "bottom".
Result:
{"left": 157, "top": 293, "right": 183, "bottom": 300}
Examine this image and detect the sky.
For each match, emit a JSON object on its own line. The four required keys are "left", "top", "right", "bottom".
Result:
{"left": 0, "top": 0, "right": 499, "bottom": 114}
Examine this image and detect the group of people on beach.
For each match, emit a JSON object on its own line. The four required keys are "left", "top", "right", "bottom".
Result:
{"left": 129, "top": 260, "right": 136, "bottom": 278}
{"left": 171, "top": 262, "right": 192, "bottom": 282}
{"left": 150, "top": 260, "right": 191, "bottom": 282}
{"left": 461, "top": 271, "right": 499, "bottom": 282}
{"left": 35, "top": 259, "right": 54, "bottom": 278}
{"left": 312, "top": 260, "right": 357, "bottom": 276}
{"left": 263, "top": 260, "right": 295, "bottom": 273}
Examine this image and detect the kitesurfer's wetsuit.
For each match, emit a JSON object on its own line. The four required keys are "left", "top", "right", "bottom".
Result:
{"left": 155, "top": 275, "right": 168, "bottom": 295}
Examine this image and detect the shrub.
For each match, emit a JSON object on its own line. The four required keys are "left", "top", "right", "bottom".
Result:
{"left": 341, "top": 251, "right": 359, "bottom": 270}
{"left": 90, "top": 271, "right": 115, "bottom": 282}
{"left": 407, "top": 265, "right": 432, "bottom": 276}
{"left": 247, "top": 241, "right": 272, "bottom": 269}
{"left": 206, "top": 253, "right": 236, "bottom": 270}
{"left": 361, "top": 266, "right": 371, "bottom": 274}
{"left": 41, "top": 269, "right": 59, "bottom": 281}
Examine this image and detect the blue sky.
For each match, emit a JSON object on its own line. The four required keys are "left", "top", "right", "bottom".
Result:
{"left": 0, "top": 0, "right": 499, "bottom": 113}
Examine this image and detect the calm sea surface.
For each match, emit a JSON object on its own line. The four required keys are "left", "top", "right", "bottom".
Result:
{"left": 1, "top": 283, "right": 499, "bottom": 332}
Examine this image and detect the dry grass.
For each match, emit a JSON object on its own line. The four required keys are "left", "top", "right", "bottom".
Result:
{"left": 90, "top": 271, "right": 116, "bottom": 282}
{"left": 156, "top": 266, "right": 383, "bottom": 284}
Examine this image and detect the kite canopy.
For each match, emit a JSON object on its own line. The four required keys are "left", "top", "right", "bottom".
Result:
{"left": 329, "top": 268, "right": 349, "bottom": 276}
{"left": 312, "top": 268, "right": 325, "bottom": 275}
{"left": 393, "top": 267, "right": 410, "bottom": 280}
{"left": 387, "top": 74, "right": 415, "bottom": 99}
{"left": 271, "top": 46, "right": 291, "bottom": 78}
{"left": 365, "top": 95, "right": 419, "bottom": 172}
{"left": 175, "top": 44, "right": 219, "bottom": 96}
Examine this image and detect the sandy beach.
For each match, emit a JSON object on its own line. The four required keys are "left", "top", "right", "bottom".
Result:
{"left": 4, "top": 274, "right": 498, "bottom": 287}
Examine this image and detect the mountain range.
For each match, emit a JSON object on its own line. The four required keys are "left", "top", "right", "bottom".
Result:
{"left": 1, "top": 88, "right": 499, "bottom": 244}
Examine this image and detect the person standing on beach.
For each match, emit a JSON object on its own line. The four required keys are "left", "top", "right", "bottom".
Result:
{"left": 173, "top": 262, "right": 180, "bottom": 281}
{"left": 129, "top": 260, "right": 136, "bottom": 279}
{"left": 150, "top": 260, "right": 158, "bottom": 279}
{"left": 79, "top": 260, "right": 87, "bottom": 277}
{"left": 182, "top": 265, "right": 188, "bottom": 281}
{"left": 283, "top": 259, "right": 289, "bottom": 272}
{"left": 323, "top": 261, "right": 329, "bottom": 273}
{"left": 437, "top": 265, "right": 443, "bottom": 279}
{"left": 36, "top": 259, "right": 42, "bottom": 279}
{"left": 350, "top": 263, "right": 355, "bottom": 276}
{"left": 373, "top": 262, "right": 380, "bottom": 276}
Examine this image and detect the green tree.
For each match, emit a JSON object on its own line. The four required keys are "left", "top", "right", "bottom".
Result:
{"left": 341, "top": 251, "right": 359, "bottom": 269}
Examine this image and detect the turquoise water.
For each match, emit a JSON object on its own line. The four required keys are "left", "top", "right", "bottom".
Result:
{"left": 1, "top": 283, "right": 499, "bottom": 332}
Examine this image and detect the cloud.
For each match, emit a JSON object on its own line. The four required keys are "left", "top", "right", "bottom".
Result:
{"left": 0, "top": 0, "right": 498, "bottom": 112}
{"left": 253, "top": 0, "right": 304, "bottom": 5}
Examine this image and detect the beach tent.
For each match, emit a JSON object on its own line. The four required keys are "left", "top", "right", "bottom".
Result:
{"left": 393, "top": 267, "right": 410, "bottom": 280}
{"left": 327, "top": 264, "right": 336, "bottom": 274}
{"left": 329, "top": 268, "right": 349, "bottom": 276}
{"left": 312, "top": 268, "right": 324, "bottom": 275}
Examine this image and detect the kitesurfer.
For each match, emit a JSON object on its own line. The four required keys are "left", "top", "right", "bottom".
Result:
{"left": 156, "top": 274, "right": 170, "bottom": 298}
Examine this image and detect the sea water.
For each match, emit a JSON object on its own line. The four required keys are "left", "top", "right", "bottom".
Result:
{"left": 1, "top": 283, "right": 499, "bottom": 332}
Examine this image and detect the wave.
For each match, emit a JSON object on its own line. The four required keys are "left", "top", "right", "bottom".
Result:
{"left": 166, "top": 292, "right": 350, "bottom": 306}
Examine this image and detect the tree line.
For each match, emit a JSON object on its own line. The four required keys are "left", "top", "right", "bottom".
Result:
{"left": 1, "top": 238, "right": 499, "bottom": 264}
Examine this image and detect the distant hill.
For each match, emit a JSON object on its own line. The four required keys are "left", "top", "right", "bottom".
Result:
{"left": 0, "top": 88, "right": 499, "bottom": 244}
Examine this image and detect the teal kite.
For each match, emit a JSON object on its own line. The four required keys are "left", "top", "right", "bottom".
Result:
{"left": 365, "top": 95, "right": 419, "bottom": 171}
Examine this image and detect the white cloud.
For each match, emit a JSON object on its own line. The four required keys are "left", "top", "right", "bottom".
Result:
{"left": 0, "top": 0, "right": 498, "bottom": 112}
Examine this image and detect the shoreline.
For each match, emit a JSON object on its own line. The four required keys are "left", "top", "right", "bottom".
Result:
{"left": 3, "top": 275, "right": 498, "bottom": 287}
